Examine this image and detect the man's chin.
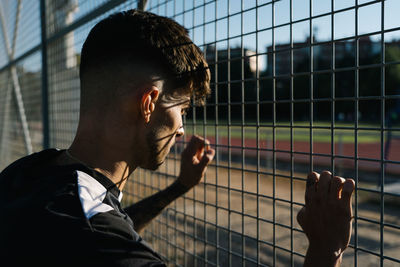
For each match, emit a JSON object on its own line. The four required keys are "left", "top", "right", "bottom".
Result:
{"left": 144, "top": 160, "right": 165, "bottom": 171}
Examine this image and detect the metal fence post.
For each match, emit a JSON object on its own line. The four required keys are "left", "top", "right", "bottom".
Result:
{"left": 40, "top": 0, "right": 50, "bottom": 149}
{"left": 0, "top": 0, "right": 33, "bottom": 155}
{"left": 137, "top": 0, "right": 148, "bottom": 11}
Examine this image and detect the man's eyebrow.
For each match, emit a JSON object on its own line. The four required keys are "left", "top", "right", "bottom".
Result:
{"left": 182, "top": 101, "right": 191, "bottom": 108}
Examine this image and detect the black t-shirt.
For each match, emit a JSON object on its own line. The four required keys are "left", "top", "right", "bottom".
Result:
{"left": 0, "top": 149, "right": 166, "bottom": 267}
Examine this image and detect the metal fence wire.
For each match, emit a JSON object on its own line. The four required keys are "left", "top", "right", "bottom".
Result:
{"left": 0, "top": 0, "right": 400, "bottom": 266}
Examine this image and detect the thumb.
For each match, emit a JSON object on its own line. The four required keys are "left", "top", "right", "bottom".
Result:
{"left": 297, "top": 206, "right": 307, "bottom": 230}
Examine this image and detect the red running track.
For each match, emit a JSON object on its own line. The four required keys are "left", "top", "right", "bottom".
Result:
{"left": 206, "top": 137, "right": 400, "bottom": 175}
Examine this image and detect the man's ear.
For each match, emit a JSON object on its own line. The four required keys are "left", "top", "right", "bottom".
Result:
{"left": 141, "top": 86, "right": 160, "bottom": 123}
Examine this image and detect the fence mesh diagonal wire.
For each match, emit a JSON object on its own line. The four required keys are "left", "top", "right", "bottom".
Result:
{"left": 0, "top": 0, "right": 400, "bottom": 266}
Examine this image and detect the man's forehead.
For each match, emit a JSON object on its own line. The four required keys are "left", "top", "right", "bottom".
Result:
{"left": 151, "top": 78, "right": 164, "bottom": 89}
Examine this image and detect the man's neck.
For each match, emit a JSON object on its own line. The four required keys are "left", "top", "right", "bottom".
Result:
{"left": 67, "top": 137, "right": 136, "bottom": 191}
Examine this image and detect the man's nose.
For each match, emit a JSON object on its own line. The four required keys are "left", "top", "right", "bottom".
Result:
{"left": 176, "top": 126, "right": 184, "bottom": 137}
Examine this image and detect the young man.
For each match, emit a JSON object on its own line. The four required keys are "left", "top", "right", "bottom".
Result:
{"left": 0, "top": 10, "right": 354, "bottom": 266}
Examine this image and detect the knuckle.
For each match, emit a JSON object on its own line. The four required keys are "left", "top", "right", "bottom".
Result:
{"left": 346, "top": 178, "right": 355, "bottom": 186}
{"left": 308, "top": 171, "right": 318, "bottom": 180}
{"left": 193, "top": 134, "right": 203, "bottom": 141}
{"left": 306, "top": 178, "right": 316, "bottom": 188}
{"left": 321, "top": 170, "right": 332, "bottom": 177}
{"left": 189, "top": 135, "right": 199, "bottom": 144}
{"left": 337, "top": 176, "right": 345, "bottom": 182}
{"left": 332, "top": 176, "right": 344, "bottom": 186}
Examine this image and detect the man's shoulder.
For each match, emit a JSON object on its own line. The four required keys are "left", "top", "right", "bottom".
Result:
{"left": 0, "top": 149, "right": 62, "bottom": 177}
{"left": 0, "top": 149, "right": 72, "bottom": 200}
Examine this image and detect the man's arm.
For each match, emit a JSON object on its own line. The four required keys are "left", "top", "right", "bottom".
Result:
{"left": 297, "top": 171, "right": 355, "bottom": 267}
{"left": 124, "top": 135, "right": 215, "bottom": 232}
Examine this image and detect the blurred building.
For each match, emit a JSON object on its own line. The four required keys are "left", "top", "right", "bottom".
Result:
{"left": 265, "top": 35, "right": 382, "bottom": 76}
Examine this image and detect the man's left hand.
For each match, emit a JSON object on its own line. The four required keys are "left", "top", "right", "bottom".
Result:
{"left": 297, "top": 171, "right": 355, "bottom": 266}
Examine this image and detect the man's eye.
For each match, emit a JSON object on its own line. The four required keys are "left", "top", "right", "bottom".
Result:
{"left": 181, "top": 109, "right": 187, "bottom": 115}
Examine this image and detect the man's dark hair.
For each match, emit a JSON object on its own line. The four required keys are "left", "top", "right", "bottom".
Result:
{"left": 80, "top": 9, "right": 210, "bottom": 107}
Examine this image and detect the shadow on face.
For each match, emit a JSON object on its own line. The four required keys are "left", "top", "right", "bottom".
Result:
{"left": 143, "top": 97, "right": 189, "bottom": 170}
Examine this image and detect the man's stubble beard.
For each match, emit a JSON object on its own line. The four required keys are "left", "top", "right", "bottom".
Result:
{"left": 145, "top": 129, "right": 165, "bottom": 171}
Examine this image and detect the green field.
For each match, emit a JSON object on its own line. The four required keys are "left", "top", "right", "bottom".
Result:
{"left": 183, "top": 121, "right": 399, "bottom": 144}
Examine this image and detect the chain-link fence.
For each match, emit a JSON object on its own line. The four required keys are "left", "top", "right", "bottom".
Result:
{"left": 0, "top": 0, "right": 399, "bottom": 266}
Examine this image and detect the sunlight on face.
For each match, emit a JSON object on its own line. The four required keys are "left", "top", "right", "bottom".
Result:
{"left": 143, "top": 95, "right": 191, "bottom": 170}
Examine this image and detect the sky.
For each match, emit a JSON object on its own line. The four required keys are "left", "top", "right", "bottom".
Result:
{"left": 0, "top": 0, "right": 399, "bottom": 72}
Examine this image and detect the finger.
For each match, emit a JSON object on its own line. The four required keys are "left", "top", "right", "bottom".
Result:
{"left": 330, "top": 176, "right": 345, "bottom": 202}
{"left": 184, "top": 135, "right": 206, "bottom": 156}
{"left": 195, "top": 145, "right": 204, "bottom": 161}
{"left": 197, "top": 147, "right": 215, "bottom": 170}
{"left": 195, "top": 139, "right": 210, "bottom": 159}
{"left": 341, "top": 178, "right": 355, "bottom": 204}
{"left": 317, "top": 170, "right": 332, "bottom": 198}
{"left": 305, "top": 172, "right": 319, "bottom": 205}
{"left": 340, "top": 179, "right": 355, "bottom": 219}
